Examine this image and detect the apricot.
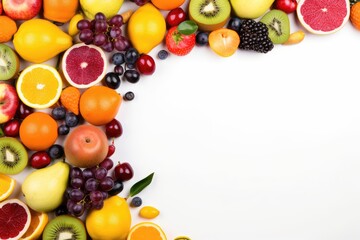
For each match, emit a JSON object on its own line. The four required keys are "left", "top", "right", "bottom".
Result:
{"left": 208, "top": 28, "right": 240, "bottom": 57}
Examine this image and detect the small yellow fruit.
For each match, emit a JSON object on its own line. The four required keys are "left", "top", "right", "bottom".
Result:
{"left": 80, "top": 0, "right": 124, "bottom": 19}
{"left": 139, "top": 206, "right": 160, "bottom": 219}
{"left": 68, "top": 13, "right": 84, "bottom": 36}
{"left": 282, "top": 30, "right": 305, "bottom": 45}
{"left": 128, "top": 3, "right": 166, "bottom": 54}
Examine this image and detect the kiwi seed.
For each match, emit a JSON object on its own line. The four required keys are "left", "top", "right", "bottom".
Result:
{"left": 260, "top": 9, "right": 290, "bottom": 44}
{"left": 0, "top": 44, "right": 20, "bottom": 81}
{"left": 42, "top": 215, "right": 87, "bottom": 240}
{"left": 0, "top": 137, "right": 28, "bottom": 175}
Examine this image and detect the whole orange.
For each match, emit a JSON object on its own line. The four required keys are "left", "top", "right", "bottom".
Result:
{"left": 19, "top": 112, "right": 58, "bottom": 151}
{"left": 351, "top": 2, "right": 360, "bottom": 30}
{"left": 0, "top": 15, "right": 17, "bottom": 43}
{"left": 79, "top": 86, "right": 122, "bottom": 126}
{"left": 43, "top": 0, "right": 79, "bottom": 23}
{"left": 151, "top": 0, "right": 185, "bottom": 10}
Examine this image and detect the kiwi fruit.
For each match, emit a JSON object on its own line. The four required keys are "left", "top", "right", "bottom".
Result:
{"left": 260, "top": 9, "right": 290, "bottom": 44}
{"left": 0, "top": 44, "right": 20, "bottom": 81}
{"left": 189, "top": 0, "right": 231, "bottom": 32}
{"left": 0, "top": 137, "right": 28, "bottom": 175}
{"left": 42, "top": 215, "right": 87, "bottom": 240}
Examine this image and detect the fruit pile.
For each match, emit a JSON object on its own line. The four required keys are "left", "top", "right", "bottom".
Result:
{"left": 0, "top": 0, "right": 359, "bottom": 239}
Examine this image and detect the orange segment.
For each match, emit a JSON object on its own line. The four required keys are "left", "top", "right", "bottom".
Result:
{"left": 16, "top": 64, "right": 63, "bottom": 109}
{"left": 127, "top": 222, "right": 167, "bottom": 240}
{"left": 0, "top": 174, "right": 15, "bottom": 202}
{"left": 20, "top": 208, "right": 48, "bottom": 240}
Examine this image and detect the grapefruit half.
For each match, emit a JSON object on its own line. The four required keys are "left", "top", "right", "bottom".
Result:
{"left": 297, "top": 0, "right": 350, "bottom": 34}
{"left": 61, "top": 43, "right": 107, "bottom": 89}
{"left": 0, "top": 199, "right": 31, "bottom": 240}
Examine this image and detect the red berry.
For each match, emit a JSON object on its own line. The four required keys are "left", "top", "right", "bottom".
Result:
{"left": 3, "top": 119, "right": 21, "bottom": 137}
{"left": 113, "top": 162, "right": 134, "bottom": 182}
{"left": 17, "top": 101, "right": 34, "bottom": 119}
{"left": 136, "top": 54, "right": 156, "bottom": 75}
{"left": 105, "top": 119, "right": 123, "bottom": 138}
{"left": 165, "top": 7, "right": 187, "bottom": 28}
{"left": 107, "top": 143, "right": 116, "bottom": 157}
{"left": 30, "top": 151, "right": 51, "bottom": 169}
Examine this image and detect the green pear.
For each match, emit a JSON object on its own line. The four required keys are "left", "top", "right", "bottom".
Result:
{"left": 22, "top": 161, "right": 70, "bottom": 212}
{"left": 230, "top": 0, "right": 275, "bottom": 19}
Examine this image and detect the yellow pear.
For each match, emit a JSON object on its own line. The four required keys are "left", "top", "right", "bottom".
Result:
{"left": 13, "top": 19, "right": 72, "bottom": 63}
{"left": 230, "top": 0, "right": 275, "bottom": 19}
{"left": 22, "top": 161, "right": 70, "bottom": 212}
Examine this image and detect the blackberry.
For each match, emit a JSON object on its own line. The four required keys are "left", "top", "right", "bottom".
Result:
{"left": 238, "top": 19, "right": 274, "bottom": 54}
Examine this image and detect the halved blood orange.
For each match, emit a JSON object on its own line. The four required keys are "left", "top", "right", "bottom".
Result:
{"left": 61, "top": 43, "right": 107, "bottom": 89}
{"left": 297, "top": 0, "right": 350, "bottom": 34}
{"left": 0, "top": 199, "right": 31, "bottom": 240}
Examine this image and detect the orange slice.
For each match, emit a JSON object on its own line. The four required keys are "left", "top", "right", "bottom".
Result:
{"left": 127, "top": 222, "right": 167, "bottom": 240}
{"left": 20, "top": 208, "right": 49, "bottom": 240}
{"left": 16, "top": 64, "right": 63, "bottom": 109}
{"left": 0, "top": 174, "right": 15, "bottom": 202}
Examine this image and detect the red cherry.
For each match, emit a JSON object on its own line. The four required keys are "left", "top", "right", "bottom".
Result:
{"left": 106, "top": 142, "right": 116, "bottom": 157}
{"left": 30, "top": 151, "right": 51, "bottom": 169}
{"left": 136, "top": 54, "right": 156, "bottom": 75}
{"left": 16, "top": 101, "right": 34, "bottom": 119}
{"left": 3, "top": 119, "right": 21, "bottom": 137}
{"left": 113, "top": 162, "right": 134, "bottom": 182}
{"left": 274, "top": 0, "right": 297, "bottom": 14}
{"left": 105, "top": 119, "right": 123, "bottom": 138}
{"left": 165, "top": 7, "right": 187, "bottom": 28}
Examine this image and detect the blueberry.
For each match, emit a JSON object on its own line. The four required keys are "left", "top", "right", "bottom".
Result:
{"left": 157, "top": 50, "right": 169, "bottom": 60}
{"left": 123, "top": 91, "right": 135, "bottom": 101}
{"left": 58, "top": 124, "right": 70, "bottom": 135}
{"left": 51, "top": 106, "right": 66, "bottom": 120}
{"left": 65, "top": 112, "right": 79, "bottom": 127}
{"left": 196, "top": 31, "right": 209, "bottom": 46}
{"left": 227, "top": 17, "right": 242, "bottom": 33}
{"left": 130, "top": 196, "right": 142, "bottom": 207}
{"left": 124, "top": 47, "right": 139, "bottom": 64}
{"left": 48, "top": 144, "right": 64, "bottom": 159}
{"left": 111, "top": 52, "right": 125, "bottom": 66}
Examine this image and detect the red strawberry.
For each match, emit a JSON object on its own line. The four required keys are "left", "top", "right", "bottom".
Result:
{"left": 165, "top": 26, "right": 196, "bottom": 56}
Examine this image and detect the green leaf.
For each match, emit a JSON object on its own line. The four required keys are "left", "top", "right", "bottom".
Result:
{"left": 129, "top": 172, "right": 154, "bottom": 197}
{"left": 177, "top": 20, "right": 198, "bottom": 35}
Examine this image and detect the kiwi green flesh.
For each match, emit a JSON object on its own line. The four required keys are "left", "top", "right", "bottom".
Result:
{"left": 189, "top": 0, "right": 231, "bottom": 31}
{"left": 260, "top": 10, "right": 290, "bottom": 44}
{"left": 0, "top": 44, "right": 19, "bottom": 81}
{"left": 43, "top": 215, "right": 86, "bottom": 240}
{"left": 0, "top": 137, "right": 28, "bottom": 175}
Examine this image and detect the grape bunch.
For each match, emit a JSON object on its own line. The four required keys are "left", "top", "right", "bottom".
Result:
{"left": 77, "top": 12, "right": 131, "bottom": 52}
{"left": 65, "top": 158, "right": 116, "bottom": 217}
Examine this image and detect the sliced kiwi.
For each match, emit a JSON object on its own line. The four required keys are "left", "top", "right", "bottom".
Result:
{"left": 189, "top": 0, "right": 231, "bottom": 32}
{"left": 0, "top": 137, "right": 28, "bottom": 175}
{"left": 0, "top": 44, "right": 20, "bottom": 81}
{"left": 260, "top": 9, "right": 290, "bottom": 44}
{"left": 42, "top": 215, "right": 87, "bottom": 240}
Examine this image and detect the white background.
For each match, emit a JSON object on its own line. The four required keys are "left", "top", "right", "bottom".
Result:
{"left": 12, "top": 1, "right": 360, "bottom": 239}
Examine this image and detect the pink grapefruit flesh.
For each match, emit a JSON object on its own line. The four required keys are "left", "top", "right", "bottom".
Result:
{"left": 0, "top": 199, "right": 31, "bottom": 240}
{"left": 61, "top": 43, "right": 107, "bottom": 89}
{"left": 297, "top": 0, "right": 350, "bottom": 34}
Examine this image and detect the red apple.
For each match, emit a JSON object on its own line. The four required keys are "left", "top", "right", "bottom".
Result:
{"left": 3, "top": 0, "right": 42, "bottom": 20}
{"left": 64, "top": 124, "right": 109, "bottom": 168}
{"left": 0, "top": 83, "right": 19, "bottom": 124}
{"left": 273, "top": 0, "right": 297, "bottom": 14}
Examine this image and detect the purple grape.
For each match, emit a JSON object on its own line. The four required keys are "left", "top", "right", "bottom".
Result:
{"left": 72, "top": 203, "right": 85, "bottom": 217}
{"left": 94, "top": 167, "right": 107, "bottom": 180}
{"left": 70, "top": 167, "right": 83, "bottom": 179}
{"left": 77, "top": 19, "right": 91, "bottom": 30}
{"left": 94, "top": 12, "right": 106, "bottom": 20}
{"left": 113, "top": 38, "right": 127, "bottom": 51}
{"left": 93, "top": 33, "right": 107, "bottom": 46}
{"left": 83, "top": 168, "right": 94, "bottom": 179}
{"left": 66, "top": 199, "right": 76, "bottom": 213}
{"left": 134, "top": 0, "right": 150, "bottom": 6}
{"left": 90, "top": 190, "right": 103, "bottom": 202}
{"left": 101, "top": 40, "right": 114, "bottom": 52}
{"left": 114, "top": 65, "right": 124, "bottom": 75}
{"left": 94, "top": 19, "right": 108, "bottom": 33}
{"left": 91, "top": 200, "right": 104, "bottom": 210}
{"left": 70, "top": 177, "right": 84, "bottom": 189}
{"left": 85, "top": 178, "right": 99, "bottom": 192}
{"left": 69, "top": 188, "right": 85, "bottom": 202}
{"left": 99, "top": 176, "right": 114, "bottom": 192}
{"left": 108, "top": 15, "right": 123, "bottom": 27}
{"left": 99, "top": 158, "right": 114, "bottom": 170}
{"left": 101, "top": 191, "right": 108, "bottom": 200}
{"left": 109, "top": 26, "right": 122, "bottom": 39}
{"left": 79, "top": 29, "right": 94, "bottom": 44}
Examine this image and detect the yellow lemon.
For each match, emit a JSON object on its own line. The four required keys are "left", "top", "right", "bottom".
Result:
{"left": 80, "top": 0, "right": 124, "bottom": 19}
{"left": 128, "top": 3, "right": 166, "bottom": 54}
{"left": 86, "top": 196, "right": 131, "bottom": 240}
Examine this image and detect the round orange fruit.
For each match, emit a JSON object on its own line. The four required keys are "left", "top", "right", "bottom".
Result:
{"left": 351, "top": 2, "right": 360, "bottom": 30}
{"left": 19, "top": 112, "right": 58, "bottom": 151}
{"left": 151, "top": 0, "right": 185, "bottom": 10}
